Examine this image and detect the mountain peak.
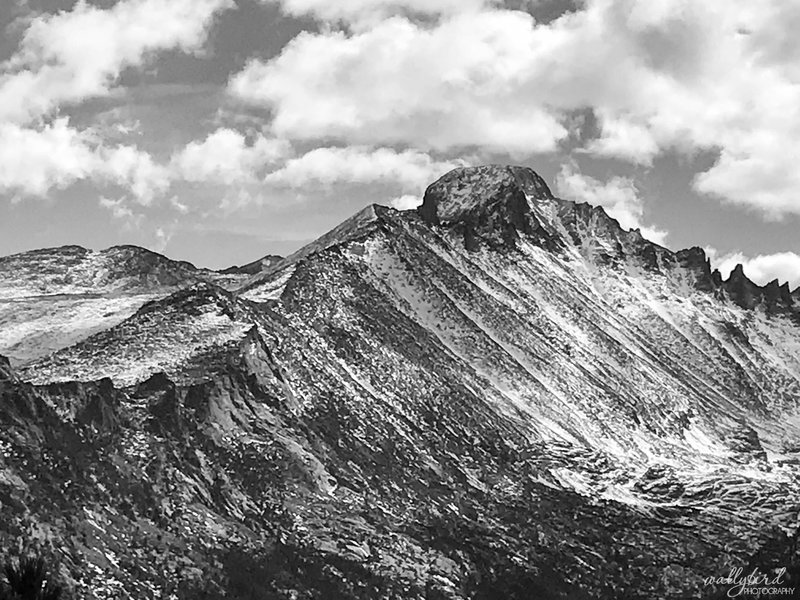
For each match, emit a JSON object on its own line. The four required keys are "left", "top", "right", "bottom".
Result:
{"left": 418, "top": 165, "right": 553, "bottom": 226}
{"left": 418, "top": 165, "right": 555, "bottom": 250}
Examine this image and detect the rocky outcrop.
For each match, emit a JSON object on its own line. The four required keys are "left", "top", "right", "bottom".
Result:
{"left": 718, "top": 263, "right": 798, "bottom": 315}
{"left": 724, "top": 263, "right": 762, "bottom": 309}
{"left": 0, "top": 354, "right": 17, "bottom": 382}
{"left": 418, "top": 165, "right": 557, "bottom": 250}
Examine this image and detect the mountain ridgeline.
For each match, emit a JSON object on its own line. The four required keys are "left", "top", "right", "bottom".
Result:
{"left": 1, "top": 166, "right": 799, "bottom": 599}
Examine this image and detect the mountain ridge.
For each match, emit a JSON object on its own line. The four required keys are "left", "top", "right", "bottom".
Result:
{"left": 240, "top": 165, "right": 798, "bottom": 318}
{"left": 0, "top": 243, "right": 280, "bottom": 365}
{"left": 1, "top": 165, "right": 800, "bottom": 598}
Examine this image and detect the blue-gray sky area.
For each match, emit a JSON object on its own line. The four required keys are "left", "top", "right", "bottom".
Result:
{"left": 0, "top": 0, "right": 799, "bottom": 286}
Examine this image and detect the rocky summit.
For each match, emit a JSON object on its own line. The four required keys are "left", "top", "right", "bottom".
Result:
{"left": 1, "top": 165, "right": 800, "bottom": 599}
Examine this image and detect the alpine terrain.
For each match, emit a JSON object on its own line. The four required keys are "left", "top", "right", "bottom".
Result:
{"left": 1, "top": 165, "right": 799, "bottom": 599}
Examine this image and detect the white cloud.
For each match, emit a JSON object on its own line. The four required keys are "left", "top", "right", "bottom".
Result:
{"left": 230, "top": 12, "right": 570, "bottom": 157}
{"left": 154, "top": 225, "right": 175, "bottom": 253}
{"left": 0, "top": 119, "right": 171, "bottom": 204}
{"left": 391, "top": 194, "right": 423, "bottom": 210}
{"left": 262, "top": 0, "right": 490, "bottom": 27}
{"left": 555, "top": 163, "right": 668, "bottom": 245}
{"left": 172, "top": 129, "right": 291, "bottom": 185}
{"left": 99, "top": 196, "right": 143, "bottom": 228}
{"left": 0, "top": 0, "right": 234, "bottom": 124}
{"left": 0, "top": 0, "right": 235, "bottom": 208}
{"left": 229, "top": 0, "right": 800, "bottom": 217}
{"left": 0, "top": 120, "right": 98, "bottom": 198}
{"left": 706, "top": 248, "right": 800, "bottom": 289}
{"left": 100, "top": 197, "right": 135, "bottom": 220}
{"left": 104, "top": 146, "right": 171, "bottom": 205}
{"left": 263, "top": 146, "right": 466, "bottom": 194}
{"left": 693, "top": 146, "right": 800, "bottom": 219}
{"left": 584, "top": 112, "right": 660, "bottom": 167}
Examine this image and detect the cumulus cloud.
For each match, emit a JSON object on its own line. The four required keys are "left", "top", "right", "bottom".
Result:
{"left": 229, "top": 0, "right": 800, "bottom": 217}
{"left": 583, "top": 112, "right": 660, "bottom": 167}
{"left": 263, "top": 146, "right": 466, "bottom": 194}
{"left": 230, "top": 12, "right": 570, "bottom": 157}
{"left": 705, "top": 248, "right": 800, "bottom": 289}
{"left": 0, "top": 119, "right": 171, "bottom": 204}
{"left": 0, "top": 0, "right": 234, "bottom": 124}
{"left": 0, "top": 120, "right": 98, "bottom": 198}
{"left": 0, "top": 0, "right": 233, "bottom": 207}
{"left": 172, "top": 128, "right": 291, "bottom": 185}
{"left": 555, "top": 163, "right": 668, "bottom": 245}
{"left": 103, "top": 146, "right": 171, "bottom": 205}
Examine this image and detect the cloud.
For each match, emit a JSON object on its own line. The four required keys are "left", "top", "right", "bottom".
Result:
{"left": 229, "top": 12, "right": 570, "bottom": 157}
{"left": 0, "top": 0, "right": 234, "bottom": 124}
{"left": 0, "top": 120, "right": 98, "bottom": 198}
{"left": 100, "top": 197, "right": 135, "bottom": 221}
{"left": 99, "top": 196, "right": 143, "bottom": 228}
{"left": 583, "top": 112, "right": 659, "bottom": 167}
{"left": 104, "top": 146, "right": 171, "bottom": 205}
{"left": 261, "top": 0, "right": 490, "bottom": 26}
{"left": 229, "top": 0, "right": 800, "bottom": 217}
{"left": 154, "top": 225, "right": 175, "bottom": 253}
{"left": 555, "top": 163, "right": 668, "bottom": 245}
{"left": 172, "top": 128, "right": 291, "bottom": 185}
{"left": 693, "top": 147, "right": 800, "bottom": 219}
{"left": 391, "top": 194, "right": 423, "bottom": 210}
{"left": 263, "top": 146, "right": 466, "bottom": 194}
{"left": 705, "top": 248, "right": 800, "bottom": 289}
{"left": 0, "top": 119, "right": 171, "bottom": 204}
{"left": 0, "top": 0, "right": 235, "bottom": 208}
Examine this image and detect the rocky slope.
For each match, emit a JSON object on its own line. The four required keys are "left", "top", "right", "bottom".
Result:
{"left": 0, "top": 245, "right": 275, "bottom": 365}
{"left": 1, "top": 166, "right": 799, "bottom": 599}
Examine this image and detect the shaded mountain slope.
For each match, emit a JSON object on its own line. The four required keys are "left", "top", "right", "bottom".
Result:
{"left": 2, "top": 166, "right": 800, "bottom": 598}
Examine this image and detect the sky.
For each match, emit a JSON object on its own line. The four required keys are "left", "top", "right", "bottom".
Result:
{"left": 0, "top": 0, "right": 799, "bottom": 288}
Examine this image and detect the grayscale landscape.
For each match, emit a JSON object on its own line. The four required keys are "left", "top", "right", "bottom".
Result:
{"left": 1, "top": 1, "right": 800, "bottom": 599}
{"left": 2, "top": 166, "right": 800, "bottom": 598}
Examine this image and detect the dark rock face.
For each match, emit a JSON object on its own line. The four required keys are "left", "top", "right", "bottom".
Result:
{"left": 2, "top": 166, "right": 800, "bottom": 599}
{"left": 724, "top": 264, "right": 762, "bottom": 309}
{"left": 419, "top": 165, "right": 553, "bottom": 226}
{"left": 718, "top": 263, "right": 797, "bottom": 316}
{"left": 0, "top": 354, "right": 16, "bottom": 382}
{"left": 674, "top": 247, "right": 716, "bottom": 291}
{"left": 418, "top": 165, "right": 555, "bottom": 250}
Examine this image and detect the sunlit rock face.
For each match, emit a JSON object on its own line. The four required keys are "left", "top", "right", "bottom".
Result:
{"left": 1, "top": 166, "right": 800, "bottom": 599}
{"left": 0, "top": 245, "right": 276, "bottom": 364}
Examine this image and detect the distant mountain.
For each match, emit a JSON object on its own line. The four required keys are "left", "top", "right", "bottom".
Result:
{"left": 0, "top": 245, "right": 273, "bottom": 364}
{"left": 1, "top": 166, "right": 799, "bottom": 599}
